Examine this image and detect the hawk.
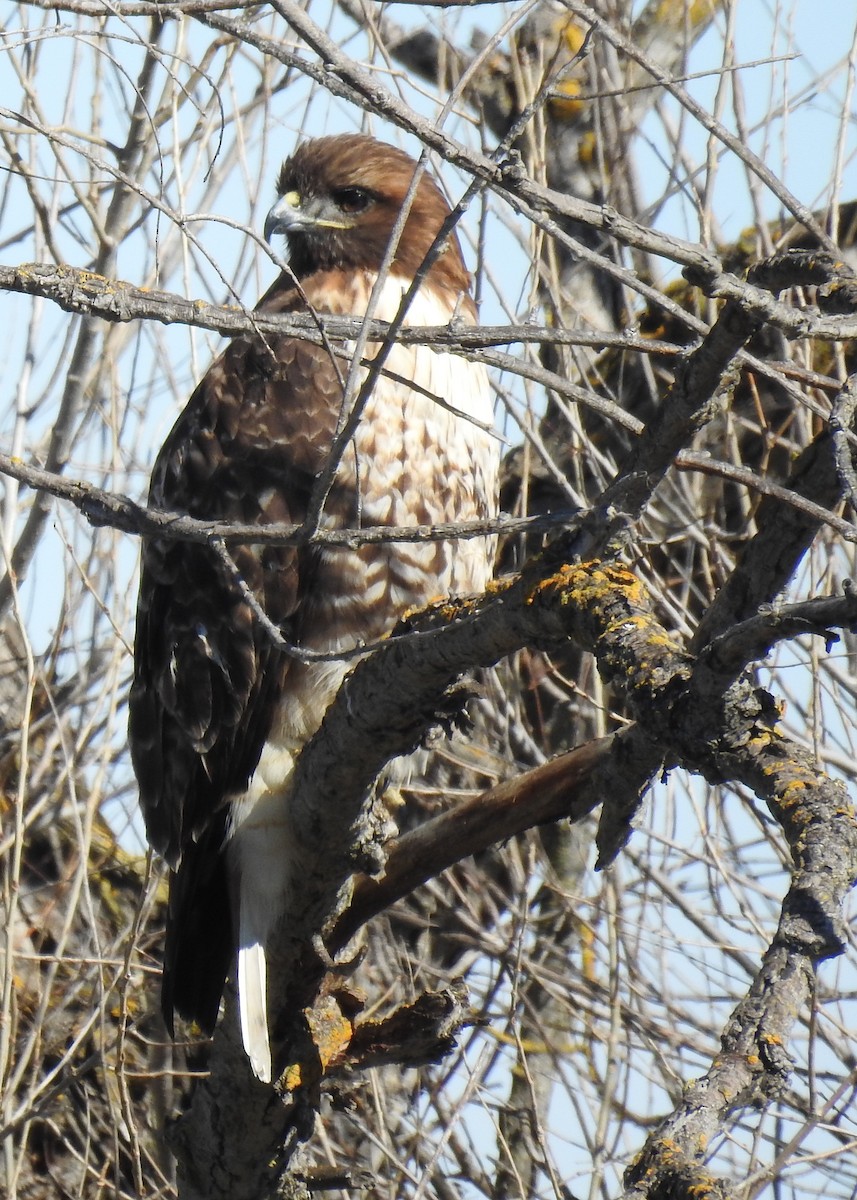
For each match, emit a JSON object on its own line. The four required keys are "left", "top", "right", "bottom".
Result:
{"left": 129, "top": 134, "right": 498, "bottom": 1082}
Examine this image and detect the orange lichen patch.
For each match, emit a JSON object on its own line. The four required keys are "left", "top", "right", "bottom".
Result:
{"left": 651, "top": 1137, "right": 683, "bottom": 1165}
{"left": 69, "top": 268, "right": 113, "bottom": 294}
{"left": 610, "top": 620, "right": 675, "bottom": 651}
{"left": 526, "top": 561, "right": 691, "bottom": 687}
{"left": 396, "top": 594, "right": 471, "bottom": 627}
{"left": 307, "top": 995, "right": 354, "bottom": 1066}
{"left": 604, "top": 613, "right": 648, "bottom": 635}
{"left": 746, "top": 731, "right": 775, "bottom": 754}
{"left": 281, "top": 995, "right": 354, "bottom": 1092}
{"left": 435, "top": 600, "right": 470, "bottom": 622}
{"left": 686, "top": 1182, "right": 720, "bottom": 1199}
{"left": 525, "top": 563, "right": 576, "bottom": 602}
{"left": 527, "top": 560, "right": 647, "bottom": 608}
{"left": 282, "top": 1063, "right": 302, "bottom": 1092}
{"left": 762, "top": 760, "right": 813, "bottom": 787}
{"left": 780, "top": 779, "right": 811, "bottom": 798}
{"left": 772, "top": 767, "right": 824, "bottom": 809}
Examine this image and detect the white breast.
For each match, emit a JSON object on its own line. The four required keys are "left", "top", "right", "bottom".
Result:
{"left": 229, "top": 270, "right": 500, "bottom": 1080}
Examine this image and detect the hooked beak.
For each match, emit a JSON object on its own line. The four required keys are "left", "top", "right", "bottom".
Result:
{"left": 264, "top": 191, "right": 351, "bottom": 243}
{"left": 264, "top": 191, "right": 303, "bottom": 242}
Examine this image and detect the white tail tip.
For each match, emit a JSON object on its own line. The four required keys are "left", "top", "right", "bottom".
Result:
{"left": 237, "top": 941, "right": 273, "bottom": 1083}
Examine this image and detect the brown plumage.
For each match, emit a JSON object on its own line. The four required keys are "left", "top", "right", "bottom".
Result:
{"left": 129, "top": 134, "right": 498, "bottom": 1081}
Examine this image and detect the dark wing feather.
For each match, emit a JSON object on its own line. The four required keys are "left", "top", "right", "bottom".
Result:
{"left": 128, "top": 280, "right": 345, "bottom": 1026}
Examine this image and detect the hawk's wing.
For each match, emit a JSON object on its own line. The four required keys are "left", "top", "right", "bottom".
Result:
{"left": 129, "top": 285, "right": 344, "bottom": 1026}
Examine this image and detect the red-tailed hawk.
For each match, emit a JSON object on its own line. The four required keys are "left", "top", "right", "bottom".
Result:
{"left": 129, "top": 134, "right": 498, "bottom": 1082}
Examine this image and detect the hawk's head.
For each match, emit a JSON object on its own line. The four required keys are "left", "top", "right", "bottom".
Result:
{"left": 264, "top": 134, "right": 470, "bottom": 294}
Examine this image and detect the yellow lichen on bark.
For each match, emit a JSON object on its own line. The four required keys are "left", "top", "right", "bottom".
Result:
{"left": 281, "top": 996, "right": 354, "bottom": 1092}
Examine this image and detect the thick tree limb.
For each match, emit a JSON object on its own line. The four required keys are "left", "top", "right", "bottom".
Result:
{"left": 149, "top": 510, "right": 857, "bottom": 1198}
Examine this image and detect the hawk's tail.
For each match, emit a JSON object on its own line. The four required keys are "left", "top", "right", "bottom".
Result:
{"left": 238, "top": 937, "right": 273, "bottom": 1083}
{"left": 233, "top": 793, "right": 293, "bottom": 1084}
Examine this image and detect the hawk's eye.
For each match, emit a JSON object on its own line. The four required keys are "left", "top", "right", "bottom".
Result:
{"left": 332, "top": 187, "right": 373, "bottom": 215}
